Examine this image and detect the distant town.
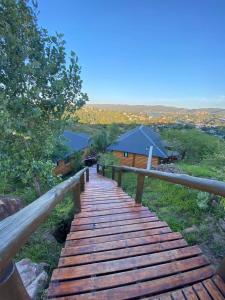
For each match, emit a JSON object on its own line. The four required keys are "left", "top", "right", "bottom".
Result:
{"left": 75, "top": 104, "right": 225, "bottom": 139}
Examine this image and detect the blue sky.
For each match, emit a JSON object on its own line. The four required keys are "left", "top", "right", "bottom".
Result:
{"left": 38, "top": 0, "right": 225, "bottom": 108}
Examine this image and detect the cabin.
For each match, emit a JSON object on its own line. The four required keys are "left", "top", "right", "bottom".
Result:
{"left": 54, "top": 130, "right": 91, "bottom": 175}
{"left": 107, "top": 125, "right": 177, "bottom": 168}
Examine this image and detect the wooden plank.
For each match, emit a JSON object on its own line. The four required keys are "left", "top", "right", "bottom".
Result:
{"left": 71, "top": 216, "right": 159, "bottom": 231}
{"left": 48, "top": 256, "right": 209, "bottom": 297}
{"left": 192, "top": 282, "right": 212, "bottom": 300}
{"left": 203, "top": 278, "right": 224, "bottom": 300}
{"left": 63, "top": 232, "right": 182, "bottom": 256}
{"left": 74, "top": 206, "right": 147, "bottom": 218}
{"left": 72, "top": 210, "right": 155, "bottom": 225}
{"left": 59, "top": 239, "right": 188, "bottom": 266}
{"left": 49, "top": 266, "right": 214, "bottom": 300}
{"left": 81, "top": 194, "right": 131, "bottom": 200}
{"left": 170, "top": 290, "right": 185, "bottom": 300}
{"left": 67, "top": 221, "right": 168, "bottom": 240}
{"left": 213, "top": 275, "right": 225, "bottom": 297}
{"left": 81, "top": 202, "right": 136, "bottom": 212}
{"left": 182, "top": 286, "right": 198, "bottom": 300}
{"left": 81, "top": 199, "right": 133, "bottom": 206}
{"left": 65, "top": 227, "right": 172, "bottom": 246}
{"left": 51, "top": 246, "right": 202, "bottom": 281}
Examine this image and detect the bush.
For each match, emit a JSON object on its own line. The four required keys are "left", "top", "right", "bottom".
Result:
{"left": 70, "top": 152, "right": 84, "bottom": 173}
{"left": 99, "top": 153, "right": 120, "bottom": 166}
{"left": 161, "top": 128, "right": 221, "bottom": 162}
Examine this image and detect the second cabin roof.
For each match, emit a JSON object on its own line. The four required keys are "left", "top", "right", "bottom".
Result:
{"left": 107, "top": 125, "right": 168, "bottom": 158}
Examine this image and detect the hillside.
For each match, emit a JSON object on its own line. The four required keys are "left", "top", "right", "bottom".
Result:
{"left": 90, "top": 104, "right": 225, "bottom": 114}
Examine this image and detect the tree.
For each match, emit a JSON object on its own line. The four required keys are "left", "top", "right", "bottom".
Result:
{"left": 0, "top": 0, "right": 88, "bottom": 195}
{"left": 92, "top": 130, "right": 108, "bottom": 153}
{"left": 162, "top": 128, "right": 221, "bottom": 162}
{"left": 91, "top": 124, "right": 120, "bottom": 153}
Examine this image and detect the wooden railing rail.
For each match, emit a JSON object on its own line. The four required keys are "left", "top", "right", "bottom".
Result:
{"left": 0, "top": 167, "right": 89, "bottom": 300}
{"left": 98, "top": 164, "right": 225, "bottom": 198}
{"left": 97, "top": 163, "right": 225, "bottom": 280}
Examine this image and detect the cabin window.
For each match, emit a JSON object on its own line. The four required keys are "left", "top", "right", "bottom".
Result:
{"left": 123, "top": 152, "right": 129, "bottom": 157}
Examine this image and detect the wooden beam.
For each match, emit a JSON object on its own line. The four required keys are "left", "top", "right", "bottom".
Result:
{"left": 112, "top": 166, "right": 115, "bottom": 180}
{"left": 0, "top": 261, "right": 30, "bottom": 300}
{"left": 86, "top": 168, "right": 89, "bottom": 182}
{"left": 112, "top": 165, "right": 225, "bottom": 198}
{"left": 0, "top": 167, "right": 87, "bottom": 273}
{"left": 102, "top": 166, "right": 105, "bottom": 177}
{"left": 135, "top": 174, "right": 145, "bottom": 204}
{"left": 73, "top": 182, "right": 81, "bottom": 212}
{"left": 117, "top": 170, "right": 122, "bottom": 187}
{"left": 80, "top": 173, "right": 85, "bottom": 192}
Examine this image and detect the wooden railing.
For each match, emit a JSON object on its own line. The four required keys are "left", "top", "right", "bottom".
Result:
{"left": 97, "top": 163, "right": 225, "bottom": 281}
{"left": 0, "top": 167, "right": 89, "bottom": 300}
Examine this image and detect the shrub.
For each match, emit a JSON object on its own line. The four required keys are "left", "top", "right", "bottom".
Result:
{"left": 99, "top": 153, "right": 120, "bottom": 166}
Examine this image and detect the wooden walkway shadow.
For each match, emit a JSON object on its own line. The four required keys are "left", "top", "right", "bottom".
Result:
{"left": 48, "top": 167, "right": 225, "bottom": 299}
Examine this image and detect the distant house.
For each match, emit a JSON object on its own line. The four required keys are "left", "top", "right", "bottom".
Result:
{"left": 55, "top": 130, "right": 91, "bottom": 175}
{"left": 107, "top": 125, "right": 176, "bottom": 168}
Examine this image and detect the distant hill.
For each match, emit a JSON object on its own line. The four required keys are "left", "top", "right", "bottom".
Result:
{"left": 90, "top": 104, "right": 225, "bottom": 114}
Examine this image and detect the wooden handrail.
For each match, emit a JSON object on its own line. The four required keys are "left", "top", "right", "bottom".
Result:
{"left": 101, "top": 164, "right": 225, "bottom": 198}
{"left": 0, "top": 167, "right": 89, "bottom": 299}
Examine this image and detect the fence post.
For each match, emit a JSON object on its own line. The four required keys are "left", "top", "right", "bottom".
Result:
{"left": 86, "top": 168, "right": 89, "bottom": 182}
{"left": 135, "top": 174, "right": 145, "bottom": 204}
{"left": 73, "top": 182, "right": 81, "bottom": 212}
{"left": 217, "top": 257, "right": 225, "bottom": 281}
{"left": 0, "top": 261, "right": 30, "bottom": 300}
{"left": 117, "top": 170, "right": 122, "bottom": 187}
{"left": 96, "top": 163, "right": 99, "bottom": 173}
{"left": 80, "top": 173, "right": 85, "bottom": 192}
{"left": 102, "top": 166, "right": 105, "bottom": 177}
{"left": 112, "top": 166, "right": 115, "bottom": 180}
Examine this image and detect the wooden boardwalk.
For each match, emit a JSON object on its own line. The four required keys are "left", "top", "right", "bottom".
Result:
{"left": 48, "top": 167, "right": 225, "bottom": 299}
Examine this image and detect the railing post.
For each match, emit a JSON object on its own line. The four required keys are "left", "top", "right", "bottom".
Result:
{"left": 135, "top": 174, "right": 145, "bottom": 204}
{"left": 102, "top": 166, "right": 105, "bottom": 177}
{"left": 112, "top": 166, "right": 115, "bottom": 180}
{"left": 86, "top": 168, "right": 89, "bottom": 182}
{"left": 117, "top": 170, "right": 122, "bottom": 187}
{"left": 96, "top": 163, "right": 99, "bottom": 173}
{"left": 217, "top": 257, "right": 225, "bottom": 281}
{"left": 80, "top": 173, "right": 85, "bottom": 192}
{"left": 73, "top": 182, "right": 81, "bottom": 212}
{"left": 0, "top": 261, "right": 30, "bottom": 300}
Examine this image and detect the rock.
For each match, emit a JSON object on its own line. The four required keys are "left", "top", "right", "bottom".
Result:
{"left": 16, "top": 258, "right": 49, "bottom": 300}
{"left": 0, "top": 195, "right": 23, "bottom": 220}
{"left": 211, "top": 199, "right": 218, "bottom": 207}
{"left": 156, "top": 163, "right": 181, "bottom": 174}
{"left": 43, "top": 230, "right": 57, "bottom": 243}
{"left": 27, "top": 271, "right": 48, "bottom": 299}
{"left": 183, "top": 225, "right": 198, "bottom": 234}
{"left": 218, "top": 219, "right": 225, "bottom": 232}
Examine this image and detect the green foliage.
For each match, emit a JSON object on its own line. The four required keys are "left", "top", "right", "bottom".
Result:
{"left": 99, "top": 152, "right": 120, "bottom": 166}
{"left": 70, "top": 151, "right": 84, "bottom": 173}
{"left": 0, "top": 0, "right": 88, "bottom": 195}
{"left": 91, "top": 124, "right": 120, "bottom": 152}
{"left": 92, "top": 130, "right": 108, "bottom": 152}
{"left": 196, "top": 192, "right": 210, "bottom": 210}
{"left": 162, "top": 128, "right": 221, "bottom": 162}
{"left": 107, "top": 123, "right": 120, "bottom": 143}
